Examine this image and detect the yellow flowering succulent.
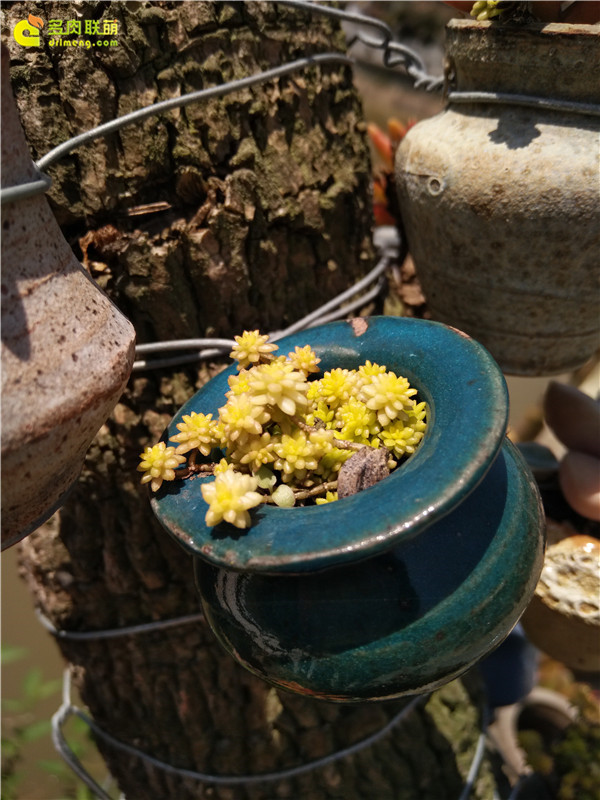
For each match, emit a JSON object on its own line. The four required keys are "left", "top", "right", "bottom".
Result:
{"left": 170, "top": 412, "right": 219, "bottom": 456}
{"left": 226, "top": 369, "right": 252, "bottom": 398}
{"left": 273, "top": 430, "right": 321, "bottom": 483}
{"left": 213, "top": 457, "right": 233, "bottom": 475}
{"left": 137, "top": 442, "right": 186, "bottom": 492}
{"left": 357, "top": 360, "right": 386, "bottom": 380}
{"left": 228, "top": 432, "right": 277, "bottom": 472}
{"left": 378, "top": 417, "right": 426, "bottom": 458}
{"left": 287, "top": 345, "right": 321, "bottom": 375}
{"left": 308, "top": 427, "right": 336, "bottom": 454}
{"left": 359, "top": 371, "right": 418, "bottom": 427}
{"left": 314, "top": 447, "right": 353, "bottom": 481}
{"left": 247, "top": 360, "right": 308, "bottom": 418}
{"left": 315, "top": 491, "right": 339, "bottom": 505}
{"left": 335, "top": 397, "right": 380, "bottom": 445}
{"left": 470, "top": 1, "right": 503, "bottom": 21}
{"left": 305, "top": 399, "right": 336, "bottom": 428}
{"left": 308, "top": 368, "right": 358, "bottom": 409}
{"left": 139, "top": 328, "right": 428, "bottom": 530}
{"left": 219, "top": 394, "right": 270, "bottom": 443}
{"left": 230, "top": 330, "right": 277, "bottom": 370}
{"left": 201, "top": 469, "right": 263, "bottom": 529}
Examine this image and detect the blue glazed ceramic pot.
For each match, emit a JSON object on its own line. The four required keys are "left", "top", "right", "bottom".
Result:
{"left": 152, "top": 316, "right": 545, "bottom": 701}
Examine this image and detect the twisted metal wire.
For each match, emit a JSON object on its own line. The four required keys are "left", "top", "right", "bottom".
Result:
{"left": 36, "top": 52, "right": 354, "bottom": 174}
{"left": 277, "top": 0, "right": 443, "bottom": 90}
{"left": 1, "top": 0, "right": 442, "bottom": 206}
{"left": 0, "top": 168, "right": 52, "bottom": 205}
{"left": 132, "top": 241, "right": 399, "bottom": 372}
{"left": 41, "top": 596, "right": 490, "bottom": 798}
{"left": 51, "top": 661, "right": 490, "bottom": 798}
{"left": 36, "top": 607, "right": 206, "bottom": 641}
{"left": 52, "top": 667, "right": 429, "bottom": 794}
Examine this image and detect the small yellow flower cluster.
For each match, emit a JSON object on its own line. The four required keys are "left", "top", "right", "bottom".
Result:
{"left": 246, "top": 360, "right": 308, "bottom": 418}
{"left": 230, "top": 330, "right": 278, "bottom": 370}
{"left": 138, "top": 442, "right": 186, "bottom": 492}
{"left": 470, "top": 1, "right": 503, "bottom": 21}
{"left": 359, "top": 371, "right": 417, "bottom": 427}
{"left": 201, "top": 467, "right": 263, "bottom": 529}
{"left": 308, "top": 368, "right": 358, "bottom": 409}
{"left": 170, "top": 412, "right": 218, "bottom": 455}
{"left": 273, "top": 430, "right": 326, "bottom": 484}
{"left": 287, "top": 345, "right": 321, "bottom": 375}
{"left": 315, "top": 491, "right": 339, "bottom": 505}
{"left": 305, "top": 363, "right": 427, "bottom": 460}
{"left": 139, "top": 330, "right": 427, "bottom": 529}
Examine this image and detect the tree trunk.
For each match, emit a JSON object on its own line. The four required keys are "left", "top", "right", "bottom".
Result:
{"left": 5, "top": 2, "right": 496, "bottom": 797}
{"left": 4, "top": 0, "right": 374, "bottom": 341}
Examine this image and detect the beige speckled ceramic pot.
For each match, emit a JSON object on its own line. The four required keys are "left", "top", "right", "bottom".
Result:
{"left": 1, "top": 46, "right": 135, "bottom": 549}
{"left": 395, "top": 20, "right": 600, "bottom": 376}
{"left": 521, "top": 533, "right": 600, "bottom": 673}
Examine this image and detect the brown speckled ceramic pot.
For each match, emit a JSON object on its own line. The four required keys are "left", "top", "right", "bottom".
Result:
{"left": 395, "top": 20, "right": 600, "bottom": 375}
{"left": 1, "top": 46, "right": 135, "bottom": 548}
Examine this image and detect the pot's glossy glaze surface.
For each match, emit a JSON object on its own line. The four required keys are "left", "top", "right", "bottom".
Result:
{"left": 196, "top": 439, "right": 545, "bottom": 701}
{"left": 152, "top": 316, "right": 509, "bottom": 573}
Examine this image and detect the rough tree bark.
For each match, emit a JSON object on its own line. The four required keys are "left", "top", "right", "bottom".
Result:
{"left": 3, "top": 2, "right": 496, "bottom": 798}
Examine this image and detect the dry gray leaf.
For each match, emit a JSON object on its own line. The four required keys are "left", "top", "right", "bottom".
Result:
{"left": 337, "top": 446, "right": 390, "bottom": 498}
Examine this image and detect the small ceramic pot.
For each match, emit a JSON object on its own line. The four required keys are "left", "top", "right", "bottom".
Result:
{"left": 1, "top": 46, "right": 135, "bottom": 548}
{"left": 395, "top": 20, "right": 600, "bottom": 376}
{"left": 489, "top": 686, "right": 577, "bottom": 790}
{"left": 152, "top": 317, "right": 545, "bottom": 701}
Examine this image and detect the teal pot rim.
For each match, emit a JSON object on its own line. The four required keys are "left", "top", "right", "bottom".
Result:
{"left": 195, "top": 439, "right": 545, "bottom": 701}
{"left": 151, "top": 316, "right": 508, "bottom": 574}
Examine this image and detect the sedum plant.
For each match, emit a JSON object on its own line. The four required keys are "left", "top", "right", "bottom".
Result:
{"left": 470, "top": 1, "right": 505, "bottom": 20}
{"left": 139, "top": 330, "right": 427, "bottom": 529}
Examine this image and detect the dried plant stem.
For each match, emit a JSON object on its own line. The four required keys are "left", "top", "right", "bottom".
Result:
{"left": 290, "top": 416, "right": 365, "bottom": 451}
{"left": 261, "top": 481, "right": 338, "bottom": 504}
{"left": 293, "top": 481, "right": 338, "bottom": 500}
{"left": 331, "top": 439, "right": 364, "bottom": 452}
{"left": 175, "top": 451, "right": 217, "bottom": 480}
